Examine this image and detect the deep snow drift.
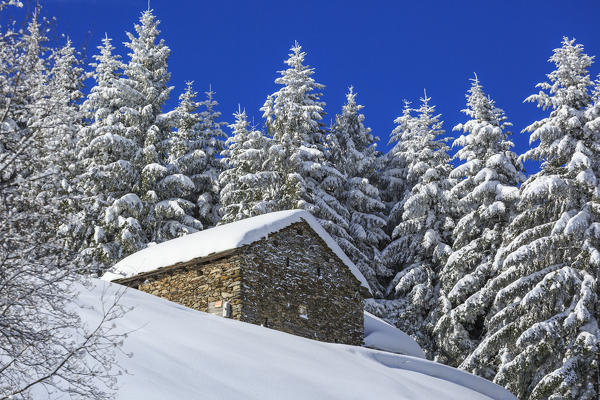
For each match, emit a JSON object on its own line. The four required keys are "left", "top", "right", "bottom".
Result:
{"left": 67, "top": 280, "right": 516, "bottom": 400}
{"left": 364, "top": 311, "right": 426, "bottom": 358}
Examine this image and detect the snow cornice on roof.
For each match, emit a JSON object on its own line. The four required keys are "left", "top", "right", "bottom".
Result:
{"left": 102, "top": 209, "right": 372, "bottom": 294}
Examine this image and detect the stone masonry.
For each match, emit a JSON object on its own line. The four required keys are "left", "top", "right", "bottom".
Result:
{"left": 114, "top": 221, "right": 365, "bottom": 345}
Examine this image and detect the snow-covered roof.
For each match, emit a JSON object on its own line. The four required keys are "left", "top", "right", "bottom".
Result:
{"left": 102, "top": 210, "right": 371, "bottom": 292}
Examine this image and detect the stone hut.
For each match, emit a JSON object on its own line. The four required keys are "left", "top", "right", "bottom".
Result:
{"left": 102, "top": 210, "right": 371, "bottom": 345}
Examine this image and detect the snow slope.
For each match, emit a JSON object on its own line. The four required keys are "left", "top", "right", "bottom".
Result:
{"left": 364, "top": 311, "right": 426, "bottom": 358}
{"left": 102, "top": 209, "right": 371, "bottom": 292}
{"left": 71, "top": 280, "right": 516, "bottom": 400}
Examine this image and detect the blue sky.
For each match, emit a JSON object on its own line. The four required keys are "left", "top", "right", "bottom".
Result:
{"left": 26, "top": 0, "right": 600, "bottom": 174}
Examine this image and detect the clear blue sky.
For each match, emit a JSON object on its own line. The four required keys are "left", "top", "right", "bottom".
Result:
{"left": 25, "top": 0, "right": 600, "bottom": 174}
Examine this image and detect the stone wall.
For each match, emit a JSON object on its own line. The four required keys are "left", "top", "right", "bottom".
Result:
{"left": 116, "top": 221, "right": 364, "bottom": 346}
{"left": 122, "top": 255, "right": 244, "bottom": 320}
{"left": 239, "top": 222, "right": 364, "bottom": 345}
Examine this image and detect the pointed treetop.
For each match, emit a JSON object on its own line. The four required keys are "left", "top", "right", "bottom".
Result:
{"left": 231, "top": 106, "right": 249, "bottom": 132}
{"left": 459, "top": 74, "right": 510, "bottom": 129}
{"left": 346, "top": 85, "right": 356, "bottom": 104}
{"left": 525, "top": 37, "right": 594, "bottom": 110}
{"left": 178, "top": 81, "right": 198, "bottom": 106}
{"left": 132, "top": 8, "right": 162, "bottom": 46}
{"left": 417, "top": 89, "right": 439, "bottom": 123}
{"left": 286, "top": 41, "right": 308, "bottom": 71}
{"left": 388, "top": 100, "right": 413, "bottom": 146}
{"left": 341, "top": 86, "right": 363, "bottom": 115}
{"left": 236, "top": 104, "right": 246, "bottom": 115}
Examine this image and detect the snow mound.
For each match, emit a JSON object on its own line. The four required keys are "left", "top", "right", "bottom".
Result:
{"left": 69, "top": 280, "right": 516, "bottom": 400}
{"left": 364, "top": 311, "right": 426, "bottom": 358}
{"left": 102, "top": 210, "right": 371, "bottom": 292}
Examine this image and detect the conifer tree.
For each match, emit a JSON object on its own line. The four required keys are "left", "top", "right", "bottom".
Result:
{"left": 73, "top": 35, "right": 135, "bottom": 272}
{"left": 219, "top": 107, "right": 277, "bottom": 223}
{"left": 462, "top": 38, "right": 599, "bottom": 400}
{"left": 35, "top": 39, "right": 86, "bottom": 269}
{"left": 328, "top": 87, "right": 388, "bottom": 296}
{"left": 3, "top": 10, "right": 50, "bottom": 179}
{"left": 44, "top": 39, "right": 84, "bottom": 176}
{"left": 91, "top": 9, "right": 174, "bottom": 265}
{"left": 381, "top": 101, "right": 413, "bottom": 237}
{"left": 153, "top": 81, "right": 204, "bottom": 241}
{"left": 194, "top": 86, "right": 227, "bottom": 227}
{"left": 261, "top": 42, "right": 350, "bottom": 246}
{"left": 372, "top": 94, "right": 454, "bottom": 355}
{"left": 260, "top": 41, "right": 326, "bottom": 212}
{"left": 433, "top": 76, "right": 524, "bottom": 367}
{"left": 24, "top": 37, "right": 84, "bottom": 216}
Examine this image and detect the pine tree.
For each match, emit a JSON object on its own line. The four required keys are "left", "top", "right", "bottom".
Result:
{"left": 381, "top": 101, "right": 413, "bottom": 237}
{"left": 43, "top": 39, "right": 84, "bottom": 177}
{"left": 2, "top": 10, "right": 49, "bottom": 179}
{"left": 219, "top": 107, "right": 277, "bottom": 223}
{"left": 370, "top": 93, "right": 454, "bottom": 356}
{"left": 328, "top": 87, "right": 389, "bottom": 296}
{"left": 10, "top": 24, "right": 85, "bottom": 263}
{"left": 433, "top": 76, "right": 524, "bottom": 367}
{"left": 194, "top": 86, "right": 227, "bottom": 227}
{"left": 151, "top": 81, "right": 205, "bottom": 241}
{"left": 261, "top": 42, "right": 350, "bottom": 250}
{"left": 462, "top": 38, "right": 599, "bottom": 400}
{"left": 74, "top": 35, "right": 138, "bottom": 271}
{"left": 31, "top": 38, "right": 86, "bottom": 273}
{"left": 88, "top": 9, "right": 174, "bottom": 265}
{"left": 73, "top": 35, "right": 128, "bottom": 270}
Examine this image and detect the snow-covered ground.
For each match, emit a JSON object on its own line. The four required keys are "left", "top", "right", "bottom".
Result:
{"left": 69, "top": 280, "right": 516, "bottom": 400}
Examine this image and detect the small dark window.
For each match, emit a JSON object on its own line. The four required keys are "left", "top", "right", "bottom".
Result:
{"left": 317, "top": 267, "right": 321, "bottom": 277}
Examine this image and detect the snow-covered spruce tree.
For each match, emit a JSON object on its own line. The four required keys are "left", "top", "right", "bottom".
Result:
{"left": 461, "top": 38, "right": 599, "bottom": 400}
{"left": 155, "top": 81, "right": 205, "bottom": 240}
{"left": 327, "top": 87, "right": 389, "bottom": 296}
{"left": 432, "top": 76, "right": 524, "bottom": 367}
{"left": 0, "top": 4, "right": 127, "bottom": 398}
{"left": 0, "top": 7, "right": 49, "bottom": 183}
{"left": 368, "top": 93, "right": 454, "bottom": 356}
{"left": 8, "top": 23, "right": 85, "bottom": 267}
{"left": 71, "top": 35, "right": 127, "bottom": 269}
{"left": 380, "top": 101, "right": 413, "bottom": 237}
{"left": 96, "top": 9, "right": 176, "bottom": 264}
{"left": 40, "top": 38, "right": 84, "bottom": 178}
{"left": 74, "top": 35, "right": 138, "bottom": 272}
{"left": 194, "top": 86, "right": 227, "bottom": 227}
{"left": 38, "top": 38, "right": 88, "bottom": 263}
{"left": 585, "top": 73, "right": 600, "bottom": 400}
{"left": 219, "top": 106, "right": 277, "bottom": 223}
{"left": 261, "top": 42, "right": 350, "bottom": 251}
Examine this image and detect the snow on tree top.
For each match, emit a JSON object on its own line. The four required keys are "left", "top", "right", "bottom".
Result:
{"left": 102, "top": 209, "right": 371, "bottom": 292}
